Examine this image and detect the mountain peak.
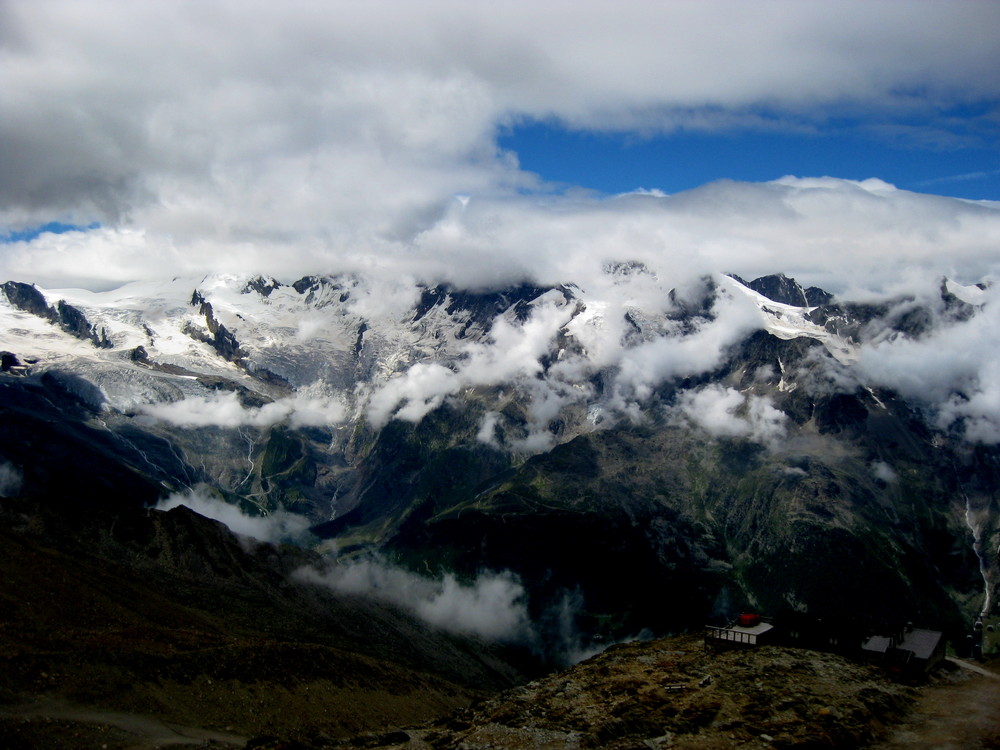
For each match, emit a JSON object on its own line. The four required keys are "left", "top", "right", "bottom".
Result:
{"left": 729, "top": 273, "right": 833, "bottom": 307}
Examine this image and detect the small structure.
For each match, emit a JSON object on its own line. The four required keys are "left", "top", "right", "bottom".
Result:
{"left": 705, "top": 613, "right": 776, "bottom": 650}
{"left": 861, "top": 625, "right": 945, "bottom": 676}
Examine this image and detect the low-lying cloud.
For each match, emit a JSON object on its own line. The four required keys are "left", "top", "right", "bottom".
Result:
{"left": 140, "top": 389, "right": 347, "bottom": 429}
{"left": 6, "top": 179, "right": 1000, "bottom": 300}
{"left": 127, "top": 257, "right": 1000, "bottom": 453}
{"left": 364, "top": 276, "right": 779, "bottom": 446}
{"left": 0, "top": 460, "right": 23, "bottom": 497}
{"left": 673, "top": 384, "right": 787, "bottom": 449}
{"left": 609, "top": 285, "right": 763, "bottom": 416}
{"left": 295, "top": 558, "right": 532, "bottom": 643}
{"left": 857, "top": 284, "right": 1000, "bottom": 443}
{"left": 156, "top": 485, "right": 313, "bottom": 544}
{"left": 367, "top": 291, "right": 579, "bottom": 438}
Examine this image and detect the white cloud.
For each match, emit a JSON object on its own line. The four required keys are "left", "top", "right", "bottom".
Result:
{"left": 140, "top": 389, "right": 347, "bottom": 428}
{"left": 857, "top": 286, "right": 1000, "bottom": 443}
{"left": 157, "top": 485, "right": 313, "bottom": 544}
{"left": 367, "top": 363, "right": 460, "bottom": 428}
{"left": 0, "top": 460, "right": 23, "bottom": 497}
{"left": 140, "top": 391, "right": 250, "bottom": 428}
{"left": 285, "top": 392, "right": 351, "bottom": 428}
{"left": 611, "top": 284, "right": 763, "bottom": 408}
{"left": 6, "top": 181, "right": 1000, "bottom": 299}
{"left": 294, "top": 558, "right": 532, "bottom": 643}
{"left": 476, "top": 411, "right": 501, "bottom": 445}
{"left": 871, "top": 461, "right": 898, "bottom": 484}
{"left": 674, "top": 384, "right": 787, "bottom": 449}
{"left": 367, "top": 293, "right": 579, "bottom": 429}
{"left": 0, "top": 1, "right": 997, "bottom": 296}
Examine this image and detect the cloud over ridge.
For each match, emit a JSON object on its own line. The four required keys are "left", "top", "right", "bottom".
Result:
{"left": 1, "top": 1, "right": 998, "bottom": 295}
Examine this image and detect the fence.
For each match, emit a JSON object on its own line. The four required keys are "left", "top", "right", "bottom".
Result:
{"left": 704, "top": 626, "right": 762, "bottom": 647}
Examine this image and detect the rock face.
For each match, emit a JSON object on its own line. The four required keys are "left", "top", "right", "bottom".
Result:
{"left": 1, "top": 281, "right": 112, "bottom": 348}
{"left": 1, "top": 281, "right": 54, "bottom": 320}
{"left": 731, "top": 272, "right": 833, "bottom": 307}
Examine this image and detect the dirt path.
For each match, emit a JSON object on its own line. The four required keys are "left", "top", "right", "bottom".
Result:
{"left": 947, "top": 656, "right": 1000, "bottom": 679}
{"left": 872, "top": 660, "right": 1000, "bottom": 750}
{"left": 0, "top": 696, "right": 247, "bottom": 750}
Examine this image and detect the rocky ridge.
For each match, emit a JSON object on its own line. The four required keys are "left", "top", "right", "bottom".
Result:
{"left": 326, "top": 634, "right": 924, "bottom": 750}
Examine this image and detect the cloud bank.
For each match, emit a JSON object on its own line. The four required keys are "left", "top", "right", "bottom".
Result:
{"left": 5, "top": 177, "right": 1000, "bottom": 300}
{"left": 0, "top": 1, "right": 997, "bottom": 296}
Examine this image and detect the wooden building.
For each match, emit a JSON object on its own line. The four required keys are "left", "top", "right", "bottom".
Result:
{"left": 861, "top": 625, "right": 946, "bottom": 676}
{"left": 705, "top": 613, "right": 776, "bottom": 650}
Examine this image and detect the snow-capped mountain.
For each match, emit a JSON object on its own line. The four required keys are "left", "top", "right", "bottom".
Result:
{"left": 0, "top": 268, "right": 864, "bottom": 427}
{"left": 1, "top": 268, "right": 997, "bottom": 658}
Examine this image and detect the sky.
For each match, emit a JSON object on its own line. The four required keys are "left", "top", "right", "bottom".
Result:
{"left": 1, "top": 0, "right": 999, "bottom": 294}
{"left": 500, "top": 116, "right": 1000, "bottom": 201}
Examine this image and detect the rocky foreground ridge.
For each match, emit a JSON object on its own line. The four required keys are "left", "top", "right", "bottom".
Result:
{"left": 329, "top": 635, "right": 920, "bottom": 750}
{"left": 5, "top": 622, "right": 1000, "bottom": 750}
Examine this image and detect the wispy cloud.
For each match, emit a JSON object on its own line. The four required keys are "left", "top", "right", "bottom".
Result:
{"left": 156, "top": 485, "right": 314, "bottom": 544}
{"left": 139, "top": 390, "right": 347, "bottom": 429}
{"left": 0, "top": 460, "right": 23, "bottom": 497}
{"left": 916, "top": 169, "right": 1000, "bottom": 188}
{"left": 294, "top": 558, "right": 532, "bottom": 643}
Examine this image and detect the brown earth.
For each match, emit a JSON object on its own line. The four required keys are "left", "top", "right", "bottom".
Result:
{"left": 329, "top": 637, "right": 1000, "bottom": 750}
{"left": 871, "top": 657, "right": 1000, "bottom": 750}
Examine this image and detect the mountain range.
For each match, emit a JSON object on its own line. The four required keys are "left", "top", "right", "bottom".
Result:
{"left": 1, "top": 266, "right": 997, "bottom": 683}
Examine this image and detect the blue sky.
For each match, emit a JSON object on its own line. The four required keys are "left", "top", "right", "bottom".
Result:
{"left": 501, "top": 116, "right": 1000, "bottom": 202}
{"left": 2, "top": 222, "right": 101, "bottom": 244}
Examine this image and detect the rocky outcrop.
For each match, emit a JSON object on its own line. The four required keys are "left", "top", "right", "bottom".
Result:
{"left": 1, "top": 281, "right": 55, "bottom": 320}
{"left": 731, "top": 272, "right": 833, "bottom": 307}
{"left": 331, "top": 635, "right": 916, "bottom": 749}
{"left": 1, "top": 281, "right": 112, "bottom": 348}
{"left": 56, "top": 300, "right": 112, "bottom": 348}
{"left": 243, "top": 275, "right": 283, "bottom": 297}
{"left": 186, "top": 294, "right": 247, "bottom": 364}
{"left": 0, "top": 351, "right": 24, "bottom": 373}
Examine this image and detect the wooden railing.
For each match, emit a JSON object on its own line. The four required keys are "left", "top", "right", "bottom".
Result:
{"left": 705, "top": 626, "right": 758, "bottom": 645}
